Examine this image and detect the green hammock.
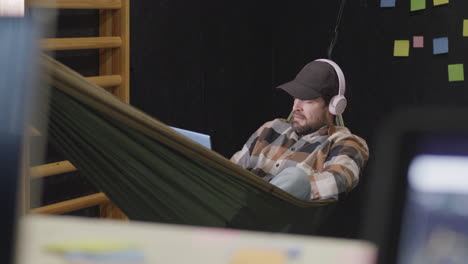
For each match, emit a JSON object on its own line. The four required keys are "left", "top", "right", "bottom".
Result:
{"left": 40, "top": 55, "right": 336, "bottom": 234}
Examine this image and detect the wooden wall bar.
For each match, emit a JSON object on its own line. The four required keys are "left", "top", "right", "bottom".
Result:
{"left": 32, "top": 193, "right": 110, "bottom": 214}
{"left": 86, "top": 75, "right": 122, "bottom": 88}
{"left": 27, "top": 0, "right": 121, "bottom": 9}
{"left": 99, "top": 0, "right": 129, "bottom": 103}
{"left": 29, "top": 0, "right": 130, "bottom": 220}
{"left": 30, "top": 161, "right": 76, "bottom": 179}
{"left": 41, "top": 37, "right": 122, "bottom": 51}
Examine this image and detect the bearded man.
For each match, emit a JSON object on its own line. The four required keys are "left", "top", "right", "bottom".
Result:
{"left": 231, "top": 59, "right": 369, "bottom": 201}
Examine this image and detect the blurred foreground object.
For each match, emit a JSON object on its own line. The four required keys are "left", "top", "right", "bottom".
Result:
{"left": 16, "top": 215, "right": 376, "bottom": 264}
{"left": 0, "top": 13, "right": 42, "bottom": 264}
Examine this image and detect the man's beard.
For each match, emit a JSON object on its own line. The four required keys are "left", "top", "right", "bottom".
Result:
{"left": 290, "top": 111, "right": 327, "bottom": 136}
{"left": 291, "top": 121, "right": 321, "bottom": 136}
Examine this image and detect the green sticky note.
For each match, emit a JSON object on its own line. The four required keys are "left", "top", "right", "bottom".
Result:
{"left": 411, "top": 0, "right": 426, "bottom": 11}
{"left": 394, "top": 40, "right": 410, "bottom": 57}
{"left": 448, "top": 64, "right": 464, "bottom": 82}
{"left": 433, "top": 0, "right": 449, "bottom": 6}
{"left": 463, "top": 20, "right": 468, "bottom": 37}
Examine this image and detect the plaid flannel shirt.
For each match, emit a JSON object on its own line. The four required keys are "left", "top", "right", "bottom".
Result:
{"left": 231, "top": 118, "right": 369, "bottom": 200}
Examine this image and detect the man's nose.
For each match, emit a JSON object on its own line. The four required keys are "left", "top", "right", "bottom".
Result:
{"left": 293, "top": 99, "right": 303, "bottom": 111}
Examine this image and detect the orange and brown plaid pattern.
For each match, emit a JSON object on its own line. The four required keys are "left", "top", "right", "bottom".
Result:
{"left": 231, "top": 118, "right": 369, "bottom": 200}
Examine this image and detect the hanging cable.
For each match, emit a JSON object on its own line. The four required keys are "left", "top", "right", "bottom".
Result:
{"left": 327, "top": 0, "right": 347, "bottom": 59}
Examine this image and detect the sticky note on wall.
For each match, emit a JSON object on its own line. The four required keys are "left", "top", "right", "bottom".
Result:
{"left": 433, "top": 37, "right": 448, "bottom": 54}
{"left": 448, "top": 64, "right": 464, "bottom": 82}
{"left": 394, "top": 40, "right": 410, "bottom": 57}
{"left": 380, "top": 0, "right": 395, "bottom": 7}
{"left": 230, "top": 249, "right": 286, "bottom": 264}
{"left": 434, "top": 0, "right": 449, "bottom": 6}
{"left": 411, "top": 0, "right": 426, "bottom": 11}
{"left": 413, "top": 36, "right": 424, "bottom": 48}
{"left": 463, "top": 20, "right": 468, "bottom": 37}
{"left": 46, "top": 240, "right": 139, "bottom": 253}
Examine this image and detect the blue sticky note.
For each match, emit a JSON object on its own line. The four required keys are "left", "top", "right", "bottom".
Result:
{"left": 287, "top": 248, "right": 302, "bottom": 259}
{"left": 433, "top": 37, "right": 448, "bottom": 54}
{"left": 64, "top": 250, "right": 145, "bottom": 262}
{"left": 381, "top": 0, "right": 396, "bottom": 7}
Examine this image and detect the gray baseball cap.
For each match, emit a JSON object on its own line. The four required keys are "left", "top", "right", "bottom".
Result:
{"left": 277, "top": 60, "right": 338, "bottom": 100}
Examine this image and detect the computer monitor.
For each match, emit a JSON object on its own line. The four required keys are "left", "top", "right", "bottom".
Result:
{"left": 361, "top": 107, "right": 468, "bottom": 264}
{"left": 0, "top": 14, "right": 42, "bottom": 263}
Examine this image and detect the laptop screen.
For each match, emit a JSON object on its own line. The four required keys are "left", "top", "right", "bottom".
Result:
{"left": 170, "top": 127, "right": 212, "bottom": 150}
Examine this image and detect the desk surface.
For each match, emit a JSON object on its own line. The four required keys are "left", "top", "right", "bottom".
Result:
{"left": 16, "top": 215, "right": 376, "bottom": 264}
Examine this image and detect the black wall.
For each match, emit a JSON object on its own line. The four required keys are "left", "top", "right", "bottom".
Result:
{"left": 130, "top": 1, "right": 344, "bottom": 158}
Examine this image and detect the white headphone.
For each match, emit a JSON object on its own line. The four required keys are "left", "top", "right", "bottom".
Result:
{"left": 314, "top": 59, "right": 347, "bottom": 115}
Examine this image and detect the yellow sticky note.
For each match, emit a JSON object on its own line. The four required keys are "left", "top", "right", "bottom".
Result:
{"left": 394, "top": 40, "right": 410, "bottom": 57}
{"left": 46, "top": 239, "right": 139, "bottom": 253}
{"left": 434, "top": 0, "right": 449, "bottom": 6}
{"left": 463, "top": 20, "right": 468, "bottom": 37}
{"left": 230, "top": 249, "right": 286, "bottom": 264}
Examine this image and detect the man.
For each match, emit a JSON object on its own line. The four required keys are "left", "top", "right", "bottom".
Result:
{"left": 231, "top": 59, "right": 369, "bottom": 201}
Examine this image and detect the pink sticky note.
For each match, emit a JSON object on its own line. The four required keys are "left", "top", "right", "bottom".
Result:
{"left": 413, "top": 36, "right": 424, "bottom": 48}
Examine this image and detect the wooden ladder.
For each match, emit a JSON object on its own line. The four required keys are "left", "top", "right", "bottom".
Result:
{"left": 26, "top": 0, "right": 130, "bottom": 219}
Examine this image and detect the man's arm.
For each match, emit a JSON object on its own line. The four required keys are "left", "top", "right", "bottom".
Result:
{"left": 231, "top": 126, "right": 263, "bottom": 169}
{"left": 298, "top": 134, "right": 369, "bottom": 200}
{"left": 230, "top": 144, "right": 252, "bottom": 169}
{"left": 230, "top": 121, "right": 275, "bottom": 169}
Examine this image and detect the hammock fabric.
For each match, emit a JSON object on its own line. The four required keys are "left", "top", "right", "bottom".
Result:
{"left": 41, "top": 55, "right": 337, "bottom": 234}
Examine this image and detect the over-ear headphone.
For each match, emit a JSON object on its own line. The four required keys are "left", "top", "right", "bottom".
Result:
{"left": 314, "top": 59, "right": 347, "bottom": 115}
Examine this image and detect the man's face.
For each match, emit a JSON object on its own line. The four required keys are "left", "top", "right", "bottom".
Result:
{"left": 291, "top": 97, "right": 330, "bottom": 136}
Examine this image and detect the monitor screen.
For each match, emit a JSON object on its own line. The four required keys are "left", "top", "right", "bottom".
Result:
{"left": 397, "top": 134, "right": 468, "bottom": 264}
{"left": 0, "top": 15, "right": 42, "bottom": 263}
{"left": 361, "top": 109, "right": 468, "bottom": 264}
